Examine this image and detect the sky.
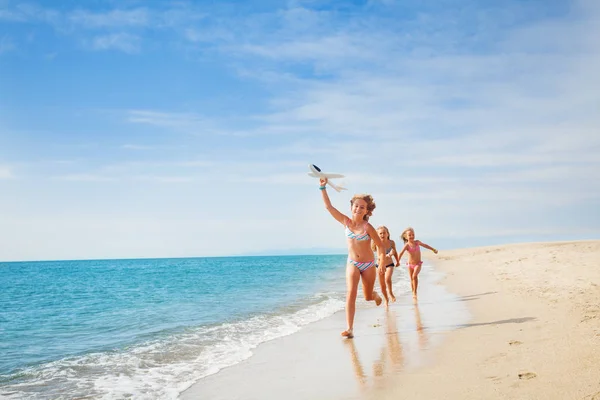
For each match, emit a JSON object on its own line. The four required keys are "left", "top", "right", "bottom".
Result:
{"left": 1, "top": 0, "right": 599, "bottom": 261}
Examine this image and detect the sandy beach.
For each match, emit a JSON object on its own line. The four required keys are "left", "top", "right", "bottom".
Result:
{"left": 376, "top": 240, "right": 600, "bottom": 400}
{"left": 179, "top": 240, "right": 600, "bottom": 400}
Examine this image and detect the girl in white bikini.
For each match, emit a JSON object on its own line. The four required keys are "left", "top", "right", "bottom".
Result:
{"left": 397, "top": 227, "right": 438, "bottom": 300}
{"left": 319, "top": 178, "right": 386, "bottom": 338}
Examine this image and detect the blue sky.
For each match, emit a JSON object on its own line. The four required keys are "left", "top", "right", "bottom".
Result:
{"left": 1, "top": 0, "right": 599, "bottom": 261}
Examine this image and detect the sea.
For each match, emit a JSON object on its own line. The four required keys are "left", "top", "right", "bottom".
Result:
{"left": 0, "top": 255, "right": 418, "bottom": 399}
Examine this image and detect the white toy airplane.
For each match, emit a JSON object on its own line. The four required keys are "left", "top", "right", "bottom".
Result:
{"left": 308, "top": 164, "right": 347, "bottom": 192}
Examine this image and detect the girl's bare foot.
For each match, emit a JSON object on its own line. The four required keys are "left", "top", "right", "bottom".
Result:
{"left": 390, "top": 294, "right": 396, "bottom": 303}
{"left": 374, "top": 293, "right": 382, "bottom": 306}
{"left": 341, "top": 329, "right": 354, "bottom": 338}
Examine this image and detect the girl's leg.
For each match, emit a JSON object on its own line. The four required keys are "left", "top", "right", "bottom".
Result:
{"left": 408, "top": 267, "right": 415, "bottom": 295}
{"left": 344, "top": 263, "right": 361, "bottom": 337}
{"left": 360, "top": 266, "right": 382, "bottom": 306}
{"left": 385, "top": 267, "right": 395, "bottom": 302}
{"left": 377, "top": 267, "right": 389, "bottom": 307}
{"left": 412, "top": 263, "right": 422, "bottom": 299}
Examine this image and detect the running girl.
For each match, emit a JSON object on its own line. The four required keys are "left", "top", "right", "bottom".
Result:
{"left": 319, "top": 178, "right": 386, "bottom": 338}
{"left": 371, "top": 226, "right": 400, "bottom": 306}
{"left": 397, "top": 227, "right": 438, "bottom": 300}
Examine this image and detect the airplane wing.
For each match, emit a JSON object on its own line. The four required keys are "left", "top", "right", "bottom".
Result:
{"left": 307, "top": 164, "right": 345, "bottom": 179}
{"left": 307, "top": 172, "right": 345, "bottom": 179}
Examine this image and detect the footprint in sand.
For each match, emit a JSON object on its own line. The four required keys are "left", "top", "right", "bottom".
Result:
{"left": 509, "top": 340, "right": 522, "bottom": 346}
{"left": 485, "top": 376, "right": 503, "bottom": 383}
{"left": 583, "top": 391, "right": 600, "bottom": 400}
{"left": 518, "top": 372, "right": 537, "bottom": 380}
{"left": 484, "top": 352, "right": 507, "bottom": 363}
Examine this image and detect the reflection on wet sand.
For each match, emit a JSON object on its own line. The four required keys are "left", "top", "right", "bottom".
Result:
{"left": 344, "top": 339, "right": 368, "bottom": 391}
{"left": 374, "top": 310, "right": 404, "bottom": 376}
{"left": 413, "top": 303, "right": 429, "bottom": 350}
{"left": 344, "top": 309, "right": 405, "bottom": 391}
{"left": 344, "top": 303, "right": 434, "bottom": 392}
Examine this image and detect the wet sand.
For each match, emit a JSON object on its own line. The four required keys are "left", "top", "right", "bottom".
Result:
{"left": 180, "top": 240, "right": 600, "bottom": 400}
{"left": 179, "top": 264, "right": 469, "bottom": 399}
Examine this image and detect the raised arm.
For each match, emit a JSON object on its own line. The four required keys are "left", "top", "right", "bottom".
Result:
{"left": 418, "top": 240, "right": 438, "bottom": 254}
{"left": 366, "top": 224, "right": 386, "bottom": 266}
{"left": 319, "top": 178, "right": 347, "bottom": 225}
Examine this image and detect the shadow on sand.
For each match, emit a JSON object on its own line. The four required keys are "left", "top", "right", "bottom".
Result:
{"left": 455, "top": 291, "right": 498, "bottom": 302}
{"left": 458, "top": 316, "right": 536, "bottom": 328}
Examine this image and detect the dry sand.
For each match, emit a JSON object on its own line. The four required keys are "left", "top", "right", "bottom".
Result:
{"left": 374, "top": 240, "right": 600, "bottom": 400}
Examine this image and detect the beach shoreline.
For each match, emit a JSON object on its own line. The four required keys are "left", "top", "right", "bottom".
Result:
{"left": 178, "top": 258, "right": 470, "bottom": 399}
{"left": 179, "top": 240, "right": 600, "bottom": 400}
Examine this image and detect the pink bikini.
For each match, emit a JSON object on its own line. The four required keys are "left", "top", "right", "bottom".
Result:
{"left": 406, "top": 242, "right": 423, "bottom": 270}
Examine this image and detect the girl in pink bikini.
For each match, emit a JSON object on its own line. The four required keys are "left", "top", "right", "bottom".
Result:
{"left": 397, "top": 227, "right": 438, "bottom": 300}
{"left": 318, "top": 178, "right": 386, "bottom": 338}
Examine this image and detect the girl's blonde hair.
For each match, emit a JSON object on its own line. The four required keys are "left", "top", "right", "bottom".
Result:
{"left": 401, "top": 227, "right": 415, "bottom": 243}
{"left": 377, "top": 225, "right": 390, "bottom": 240}
{"left": 350, "top": 194, "right": 376, "bottom": 221}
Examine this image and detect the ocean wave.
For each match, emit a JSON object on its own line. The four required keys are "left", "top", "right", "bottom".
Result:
{"left": 0, "top": 296, "right": 345, "bottom": 400}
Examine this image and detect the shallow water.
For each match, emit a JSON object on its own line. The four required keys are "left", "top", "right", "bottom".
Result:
{"left": 1, "top": 255, "right": 351, "bottom": 399}
{"left": 178, "top": 262, "right": 471, "bottom": 400}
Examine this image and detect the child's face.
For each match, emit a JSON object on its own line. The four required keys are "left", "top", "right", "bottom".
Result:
{"left": 377, "top": 229, "right": 387, "bottom": 240}
{"left": 406, "top": 230, "right": 415, "bottom": 241}
{"left": 351, "top": 199, "right": 367, "bottom": 218}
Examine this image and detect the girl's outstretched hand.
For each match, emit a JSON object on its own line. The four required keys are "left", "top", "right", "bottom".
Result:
{"left": 319, "top": 178, "right": 328, "bottom": 187}
{"left": 433, "top": 249, "right": 438, "bottom": 254}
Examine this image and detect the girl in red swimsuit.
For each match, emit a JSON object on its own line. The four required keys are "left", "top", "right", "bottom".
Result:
{"left": 397, "top": 227, "right": 438, "bottom": 300}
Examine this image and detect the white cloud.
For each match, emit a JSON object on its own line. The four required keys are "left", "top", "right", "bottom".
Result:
{"left": 0, "top": 2, "right": 205, "bottom": 28}
{"left": 121, "top": 144, "right": 155, "bottom": 150}
{"left": 47, "top": 159, "right": 218, "bottom": 184}
{"left": 52, "top": 172, "right": 198, "bottom": 184}
{"left": 241, "top": 34, "right": 376, "bottom": 62}
{"left": 53, "top": 174, "right": 115, "bottom": 182}
{"left": 236, "top": 172, "right": 310, "bottom": 185}
{"left": 126, "top": 110, "right": 222, "bottom": 135}
{"left": 68, "top": 8, "right": 149, "bottom": 28}
{"left": 0, "top": 2, "right": 59, "bottom": 24}
{"left": 0, "top": 166, "right": 14, "bottom": 179}
{"left": 132, "top": 175, "right": 194, "bottom": 183}
{"left": 88, "top": 33, "right": 140, "bottom": 53}
{"left": 176, "top": 160, "right": 214, "bottom": 167}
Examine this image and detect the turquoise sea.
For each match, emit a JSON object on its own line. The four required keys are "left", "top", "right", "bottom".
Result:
{"left": 1, "top": 255, "right": 415, "bottom": 399}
